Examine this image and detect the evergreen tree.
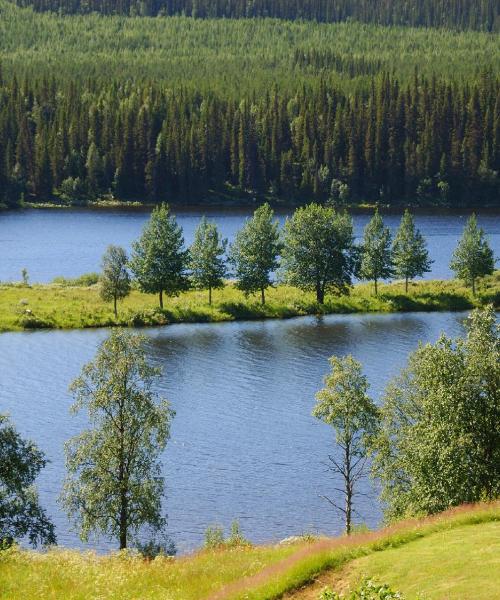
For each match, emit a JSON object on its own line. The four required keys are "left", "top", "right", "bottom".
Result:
{"left": 229, "top": 203, "right": 281, "bottom": 304}
{"left": 392, "top": 210, "right": 432, "bottom": 292}
{"left": 360, "top": 210, "right": 393, "bottom": 295}
{"left": 62, "top": 331, "right": 174, "bottom": 550}
{"left": 450, "top": 214, "right": 495, "bottom": 294}
{"left": 189, "top": 217, "right": 227, "bottom": 304}
{"left": 281, "top": 203, "right": 357, "bottom": 304}
{"left": 129, "top": 204, "right": 189, "bottom": 308}
{"left": 99, "top": 245, "right": 131, "bottom": 317}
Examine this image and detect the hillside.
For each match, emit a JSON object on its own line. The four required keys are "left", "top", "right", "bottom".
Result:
{"left": 8, "top": 0, "right": 499, "bottom": 31}
{"left": 0, "top": 503, "right": 498, "bottom": 599}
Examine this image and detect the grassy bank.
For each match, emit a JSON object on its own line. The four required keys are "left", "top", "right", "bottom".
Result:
{"left": 0, "top": 503, "right": 498, "bottom": 599}
{"left": 1, "top": 273, "right": 499, "bottom": 332}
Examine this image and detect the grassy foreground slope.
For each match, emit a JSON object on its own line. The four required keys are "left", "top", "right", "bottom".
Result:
{"left": 0, "top": 503, "right": 498, "bottom": 600}
{"left": 0, "top": 273, "right": 499, "bottom": 332}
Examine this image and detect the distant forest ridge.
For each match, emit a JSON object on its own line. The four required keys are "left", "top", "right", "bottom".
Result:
{"left": 9, "top": 0, "right": 500, "bottom": 31}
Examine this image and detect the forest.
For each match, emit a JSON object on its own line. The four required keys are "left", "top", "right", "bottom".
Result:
{"left": 9, "top": 0, "right": 500, "bottom": 32}
{"left": 0, "top": 0, "right": 499, "bottom": 208}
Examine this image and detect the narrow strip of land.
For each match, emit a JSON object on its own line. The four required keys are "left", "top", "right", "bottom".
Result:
{"left": 0, "top": 273, "right": 498, "bottom": 332}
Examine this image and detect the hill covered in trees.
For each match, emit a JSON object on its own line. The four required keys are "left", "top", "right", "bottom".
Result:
{"left": 0, "top": 0, "right": 498, "bottom": 208}
{"left": 9, "top": 0, "right": 500, "bottom": 31}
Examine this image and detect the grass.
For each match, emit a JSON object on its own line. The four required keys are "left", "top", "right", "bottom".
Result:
{"left": 0, "top": 503, "right": 498, "bottom": 600}
{"left": 0, "top": 272, "right": 499, "bottom": 332}
{"left": 337, "top": 521, "right": 500, "bottom": 599}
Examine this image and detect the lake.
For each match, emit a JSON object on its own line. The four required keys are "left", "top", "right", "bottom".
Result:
{"left": 0, "top": 310, "right": 470, "bottom": 552}
{"left": 0, "top": 207, "right": 499, "bottom": 283}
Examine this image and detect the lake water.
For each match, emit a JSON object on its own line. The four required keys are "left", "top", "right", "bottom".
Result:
{"left": 0, "top": 311, "right": 470, "bottom": 552}
{"left": 0, "top": 207, "right": 499, "bottom": 283}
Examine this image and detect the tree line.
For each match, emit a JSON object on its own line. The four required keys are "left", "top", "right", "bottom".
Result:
{"left": 2, "top": 304, "right": 498, "bottom": 550}
{"left": 98, "top": 203, "right": 495, "bottom": 318}
{"left": 10, "top": 0, "right": 499, "bottom": 32}
{"left": 1, "top": 70, "right": 498, "bottom": 209}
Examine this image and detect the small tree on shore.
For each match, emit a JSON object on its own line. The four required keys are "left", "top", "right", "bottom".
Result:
{"left": 189, "top": 217, "right": 227, "bottom": 305}
{"left": 99, "top": 245, "right": 131, "bottom": 317}
{"left": 360, "top": 210, "right": 393, "bottom": 295}
{"left": 313, "top": 355, "right": 379, "bottom": 535}
{"left": 130, "top": 204, "right": 189, "bottom": 308}
{"left": 392, "top": 210, "right": 432, "bottom": 292}
{"left": 0, "top": 415, "right": 56, "bottom": 548}
{"left": 281, "top": 204, "right": 357, "bottom": 304}
{"left": 229, "top": 203, "right": 281, "bottom": 305}
{"left": 61, "top": 331, "right": 174, "bottom": 550}
{"left": 450, "top": 214, "right": 495, "bottom": 295}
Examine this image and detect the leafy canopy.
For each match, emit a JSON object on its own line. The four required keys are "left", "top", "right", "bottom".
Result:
{"left": 281, "top": 203, "right": 357, "bottom": 303}
{"left": 372, "top": 306, "right": 500, "bottom": 521}
{"left": 61, "top": 330, "right": 174, "bottom": 549}
{"left": 99, "top": 245, "right": 131, "bottom": 315}
{"left": 360, "top": 210, "right": 393, "bottom": 292}
{"left": 0, "top": 414, "right": 56, "bottom": 548}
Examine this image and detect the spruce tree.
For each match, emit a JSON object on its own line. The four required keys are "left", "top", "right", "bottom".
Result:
{"left": 189, "top": 217, "right": 227, "bottom": 305}
{"left": 450, "top": 214, "right": 495, "bottom": 295}
{"left": 130, "top": 204, "right": 189, "bottom": 308}
{"left": 360, "top": 209, "right": 393, "bottom": 295}
{"left": 392, "top": 210, "right": 432, "bottom": 292}
{"left": 229, "top": 203, "right": 281, "bottom": 305}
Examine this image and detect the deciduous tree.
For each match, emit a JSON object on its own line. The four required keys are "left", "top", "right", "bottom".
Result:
{"left": 99, "top": 245, "right": 131, "bottom": 317}
{"left": 360, "top": 210, "right": 393, "bottom": 295}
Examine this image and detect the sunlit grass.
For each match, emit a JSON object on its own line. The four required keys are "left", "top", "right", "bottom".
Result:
{"left": 0, "top": 503, "right": 498, "bottom": 600}
{"left": 0, "top": 272, "right": 498, "bottom": 332}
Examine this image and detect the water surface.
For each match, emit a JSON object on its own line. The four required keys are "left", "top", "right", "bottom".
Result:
{"left": 0, "top": 208, "right": 498, "bottom": 282}
{"left": 0, "top": 311, "right": 469, "bottom": 552}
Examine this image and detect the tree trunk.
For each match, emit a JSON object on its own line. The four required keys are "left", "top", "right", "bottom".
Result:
{"left": 159, "top": 289, "right": 163, "bottom": 309}
{"left": 374, "top": 278, "right": 378, "bottom": 296}
{"left": 209, "top": 286, "right": 212, "bottom": 305}
{"left": 345, "top": 444, "right": 352, "bottom": 536}
{"left": 316, "top": 283, "right": 325, "bottom": 304}
{"left": 119, "top": 494, "right": 127, "bottom": 550}
{"left": 405, "top": 277, "right": 408, "bottom": 294}
{"left": 261, "top": 287, "right": 265, "bottom": 305}
{"left": 114, "top": 295, "right": 118, "bottom": 318}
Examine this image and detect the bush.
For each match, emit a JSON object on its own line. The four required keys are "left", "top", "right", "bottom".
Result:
{"left": 52, "top": 273, "right": 100, "bottom": 287}
{"left": 18, "top": 312, "right": 54, "bottom": 329}
{"left": 204, "top": 520, "right": 251, "bottom": 549}
{"left": 135, "top": 534, "right": 177, "bottom": 559}
{"left": 128, "top": 308, "right": 169, "bottom": 327}
{"left": 320, "top": 579, "right": 405, "bottom": 599}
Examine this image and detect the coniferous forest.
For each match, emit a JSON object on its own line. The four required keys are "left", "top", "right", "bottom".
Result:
{"left": 0, "top": 0, "right": 499, "bottom": 208}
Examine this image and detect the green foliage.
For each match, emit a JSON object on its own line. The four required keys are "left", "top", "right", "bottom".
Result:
{"left": 204, "top": 520, "right": 250, "bottom": 549}
{"left": 392, "top": 210, "right": 432, "bottom": 292}
{"left": 229, "top": 203, "right": 281, "bottom": 304}
{"left": 61, "top": 330, "right": 175, "bottom": 549}
{"left": 52, "top": 272, "right": 100, "bottom": 287}
{"left": 360, "top": 210, "right": 393, "bottom": 295}
{"left": 313, "top": 355, "right": 379, "bottom": 533}
{"left": 320, "top": 579, "right": 405, "bottom": 600}
{"left": 0, "top": 0, "right": 498, "bottom": 208}
{"left": 135, "top": 532, "right": 177, "bottom": 558}
{"left": 281, "top": 204, "right": 357, "bottom": 303}
{"left": 129, "top": 204, "right": 189, "bottom": 308}
{"left": 0, "top": 414, "right": 56, "bottom": 547}
{"left": 99, "top": 245, "right": 131, "bottom": 316}
{"left": 372, "top": 306, "right": 500, "bottom": 521}
{"left": 189, "top": 217, "right": 227, "bottom": 304}
{"left": 450, "top": 214, "right": 495, "bottom": 294}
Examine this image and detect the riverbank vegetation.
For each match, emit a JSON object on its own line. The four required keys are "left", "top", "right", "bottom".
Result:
{"left": 1, "top": 272, "right": 498, "bottom": 332}
{"left": 0, "top": 1, "right": 499, "bottom": 209}
{"left": 0, "top": 503, "right": 498, "bottom": 599}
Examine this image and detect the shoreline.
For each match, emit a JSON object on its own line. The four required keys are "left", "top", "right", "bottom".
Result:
{"left": 1, "top": 275, "right": 498, "bottom": 333}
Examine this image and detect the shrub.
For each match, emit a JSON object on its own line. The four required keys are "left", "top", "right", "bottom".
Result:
{"left": 52, "top": 273, "right": 100, "bottom": 287}
{"left": 204, "top": 520, "right": 251, "bottom": 549}
{"left": 135, "top": 535, "right": 177, "bottom": 559}
{"left": 320, "top": 579, "right": 405, "bottom": 599}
